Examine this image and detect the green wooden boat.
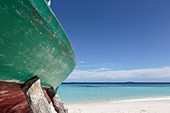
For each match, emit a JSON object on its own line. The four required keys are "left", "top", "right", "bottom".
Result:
{"left": 0, "top": 0, "right": 76, "bottom": 89}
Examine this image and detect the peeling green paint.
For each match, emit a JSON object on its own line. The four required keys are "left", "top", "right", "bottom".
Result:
{"left": 0, "top": 0, "right": 76, "bottom": 89}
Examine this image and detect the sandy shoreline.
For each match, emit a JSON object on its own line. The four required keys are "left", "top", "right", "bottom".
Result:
{"left": 66, "top": 96, "right": 170, "bottom": 113}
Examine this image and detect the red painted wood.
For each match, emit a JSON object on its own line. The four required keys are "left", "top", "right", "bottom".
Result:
{"left": 0, "top": 81, "right": 51, "bottom": 113}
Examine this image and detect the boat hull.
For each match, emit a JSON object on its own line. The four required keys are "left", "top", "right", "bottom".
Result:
{"left": 0, "top": 0, "right": 76, "bottom": 89}
{"left": 0, "top": 81, "right": 51, "bottom": 113}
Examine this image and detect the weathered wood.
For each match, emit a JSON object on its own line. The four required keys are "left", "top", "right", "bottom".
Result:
{"left": 21, "top": 76, "right": 56, "bottom": 113}
{"left": 47, "top": 87, "right": 68, "bottom": 113}
{"left": 53, "top": 94, "right": 68, "bottom": 113}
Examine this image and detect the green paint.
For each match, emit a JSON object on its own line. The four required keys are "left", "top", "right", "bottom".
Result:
{"left": 0, "top": 0, "right": 76, "bottom": 89}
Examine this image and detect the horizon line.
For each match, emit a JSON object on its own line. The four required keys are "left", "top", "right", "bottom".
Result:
{"left": 62, "top": 81, "right": 170, "bottom": 84}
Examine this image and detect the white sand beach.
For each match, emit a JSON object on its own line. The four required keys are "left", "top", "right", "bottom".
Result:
{"left": 66, "top": 97, "right": 170, "bottom": 113}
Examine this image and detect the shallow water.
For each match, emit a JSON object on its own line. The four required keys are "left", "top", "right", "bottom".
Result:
{"left": 57, "top": 83, "right": 170, "bottom": 104}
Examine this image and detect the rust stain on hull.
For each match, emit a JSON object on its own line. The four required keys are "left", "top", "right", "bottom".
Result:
{"left": 47, "top": 14, "right": 52, "bottom": 23}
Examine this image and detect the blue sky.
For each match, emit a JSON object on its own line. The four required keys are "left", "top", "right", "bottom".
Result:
{"left": 51, "top": 0, "right": 170, "bottom": 82}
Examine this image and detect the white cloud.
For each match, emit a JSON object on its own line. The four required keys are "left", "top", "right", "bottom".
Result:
{"left": 92, "top": 67, "right": 110, "bottom": 72}
{"left": 67, "top": 67, "right": 170, "bottom": 81}
{"left": 79, "top": 61, "right": 86, "bottom": 63}
{"left": 77, "top": 63, "right": 122, "bottom": 68}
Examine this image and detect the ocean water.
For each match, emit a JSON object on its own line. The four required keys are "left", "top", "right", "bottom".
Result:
{"left": 57, "top": 83, "right": 170, "bottom": 104}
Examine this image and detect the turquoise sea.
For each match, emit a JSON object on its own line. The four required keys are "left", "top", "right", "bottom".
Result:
{"left": 57, "top": 82, "right": 170, "bottom": 104}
